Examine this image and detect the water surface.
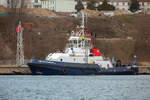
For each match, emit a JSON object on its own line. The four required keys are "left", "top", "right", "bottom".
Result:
{"left": 0, "top": 75, "right": 150, "bottom": 100}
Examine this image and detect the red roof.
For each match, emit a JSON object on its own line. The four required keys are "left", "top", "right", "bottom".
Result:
{"left": 82, "top": 0, "right": 103, "bottom": 1}
{"left": 138, "top": 0, "right": 150, "bottom": 2}
{"left": 75, "top": 0, "right": 150, "bottom": 2}
{"left": 75, "top": 0, "right": 130, "bottom": 2}
{"left": 74, "top": 0, "right": 103, "bottom": 2}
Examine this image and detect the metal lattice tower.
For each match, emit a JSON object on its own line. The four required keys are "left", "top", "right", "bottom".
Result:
{"left": 14, "top": 0, "right": 25, "bottom": 67}
{"left": 16, "top": 21, "right": 24, "bottom": 67}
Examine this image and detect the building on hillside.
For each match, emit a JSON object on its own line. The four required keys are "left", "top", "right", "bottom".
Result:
{"left": 79, "top": 0, "right": 130, "bottom": 11}
{"left": 0, "top": 0, "right": 76, "bottom": 12}
{"left": 109, "top": 0, "right": 130, "bottom": 10}
{"left": 40, "top": 0, "right": 56, "bottom": 11}
{"left": 7, "top": 0, "right": 22, "bottom": 8}
{"left": 37, "top": 0, "right": 76, "bottom": 12}
{"left": 55, "top": 0, "right": 76, "bottom": 12}
{"left": 28, "top": 0, "right": 76, "bottom": 12}
{"left": 0, "top": 0, "right": 35, "bottom": 8}
{"left": 32, "top": 0, "right": 42, "bottom": 8}
{"left": 25, "top": 0, "right": 35, "bottom": 8}
{"left": 139, "top": 0, "right": 150, "bottom": 13}
{"left": 0, "top": 0, "right": 7, "bottom": 7}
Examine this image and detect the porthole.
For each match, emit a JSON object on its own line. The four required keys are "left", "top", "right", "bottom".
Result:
{"left": 60, "top": 59, "right": 63, "bottom": 62}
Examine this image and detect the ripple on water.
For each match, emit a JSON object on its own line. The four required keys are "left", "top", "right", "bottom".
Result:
{"left": 0, "top": 75, "right": 150, "bottom": 100}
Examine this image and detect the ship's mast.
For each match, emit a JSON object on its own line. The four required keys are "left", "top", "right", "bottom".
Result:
{"left": 81, "top": 12, "right": 89, "bottom": 64}
{"left": 81, "top": 12, "right": 87, "bottom": 35}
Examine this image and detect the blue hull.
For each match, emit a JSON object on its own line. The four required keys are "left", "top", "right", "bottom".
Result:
{"left": 28, "top": 59, "right": 138, "bottom": 75}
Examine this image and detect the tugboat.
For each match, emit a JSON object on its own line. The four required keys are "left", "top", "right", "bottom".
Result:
{"left": 28, "top": 13, "right": 138, "bottom": 75}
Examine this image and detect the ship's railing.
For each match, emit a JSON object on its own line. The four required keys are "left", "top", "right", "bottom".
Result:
{"left": 45, "top": 53, "right": 53, "bottom": 60}
{"left": 103, "top": 57, "right": 111, "bottom": 62}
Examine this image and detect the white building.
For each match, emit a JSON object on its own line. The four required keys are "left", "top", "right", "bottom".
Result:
{"left": 0, "top": 0, "right": 8, "bottom": 7}
{"left": 32, "top": 0, "right": 76, "bottom": 12}
{"left": 24, "top": 0, "right": 35, "bottom": 8}
{"left": 55, "top": 0, "right": 76, "bottom": 12}
{"left": 40, "top": 0, "right": 56, "bottom": 11}
{"left": 0, "top": 0, "right": 35, "bottom": 8}
{"left": 109, "top": 0, "right": 130, "bottom": 10}
{"left": 81, "top": 0, "right": 130, "bottom": 11}
{"left": 139, "top": 0, "right": 150, "bottom": 13}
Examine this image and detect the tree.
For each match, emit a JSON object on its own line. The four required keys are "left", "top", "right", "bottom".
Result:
{"left": 129, "top": 0, "right": 139, "bottom": 12}
{"left": 87, "top": 1, "right": 97, "bottom": 10}
{"left": 75, "top": 0, "right": 84, "bottom": 12}
{"left": 97, "top": 0, "right": 115, "bottom": 11}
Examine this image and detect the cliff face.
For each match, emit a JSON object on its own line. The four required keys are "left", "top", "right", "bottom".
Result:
{"left": 0, "top": 15, "right": 150, "bottom": 64}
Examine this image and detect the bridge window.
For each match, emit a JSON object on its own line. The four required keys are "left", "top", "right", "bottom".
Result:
{"left": 78, "top": 40, "right": 82, "bottom": 48}
{"left": 69, "top": 40, "right": 78, "bottom": 48}
{"left": 73, "top": 40, "right": 77, "bottom": 48}
{"left": 85, "top": 40, "right": 92, "bottom": 48}
{"left": 69, "top": 39, "right": 91, "bottom": 48}
{"left": 69, "top": 40, "right": 73, "bottom": 48}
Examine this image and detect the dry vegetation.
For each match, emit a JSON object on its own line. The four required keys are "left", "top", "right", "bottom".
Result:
{"left": 24, "top": 8, "right": 56, "bottom": 17}
{"left": 0, "top": 13, "right": 150, "bottom": 65}
{"left": 0, "top": 6, "right": 8, "bottom": 13}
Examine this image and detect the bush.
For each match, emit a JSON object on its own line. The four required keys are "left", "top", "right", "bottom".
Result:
{"left": 75, "top": 0, "right": 84, "bottom": 12}
{"left": 97, "top": 0, "right": 115, "bottom": 11}
{"left": 120, "top": 15, "right": 134, "bottom": 22}
{"left": 87, "top": 1, "right": 97, "bottom": 10}
{"left": 129, "top": 0, "right": 139, "bottom": 12}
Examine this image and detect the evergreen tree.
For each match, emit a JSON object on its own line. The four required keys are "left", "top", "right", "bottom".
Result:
{"left": 75, "top": 0, "right": 84, "bottom": 12}
{"left": 129, "top": 0, "right": 139, "bottom": 12}
{"left": 87, "top": 1, "right": 97, "bottom": 10}
{"left": 97, "top": 0, "right": 115, "bottom": 11}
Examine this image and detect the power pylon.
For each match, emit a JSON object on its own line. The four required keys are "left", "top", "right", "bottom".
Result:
{"left": 16, "top": 21, "right": 24, "bottom": 67}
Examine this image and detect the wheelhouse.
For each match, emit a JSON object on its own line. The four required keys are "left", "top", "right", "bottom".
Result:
{"left": 69, "top": 37, "right": 92, "bottom": 49}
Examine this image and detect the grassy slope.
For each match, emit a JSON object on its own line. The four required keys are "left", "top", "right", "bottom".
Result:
{"left": 0, "top": 14, "right": 150, "bottom": 64}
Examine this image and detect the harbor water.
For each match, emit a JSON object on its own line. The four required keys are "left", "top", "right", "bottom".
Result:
{"left": 0, "top": 75, "right": 150, "bottom": 100}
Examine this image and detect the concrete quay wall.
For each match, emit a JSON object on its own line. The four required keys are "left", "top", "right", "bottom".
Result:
{"left": 0, "top": 66, "right": 150, "bottom": 75}
{"left": 0, "top": 67, "right": 31, "bottom": 75}
{"left": 138, "top": 66, "right": 150, "bottom": 75}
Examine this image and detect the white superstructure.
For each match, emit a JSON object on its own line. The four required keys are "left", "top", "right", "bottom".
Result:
{"left": 46, "top": 13, "right": 113, "bottom": 68}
